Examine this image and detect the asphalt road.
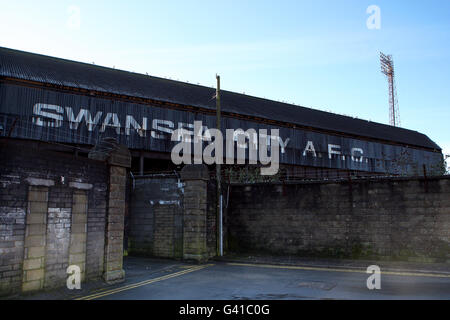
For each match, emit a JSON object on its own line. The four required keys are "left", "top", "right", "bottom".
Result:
{"left": 71, "top": 260, "right": 450, "bottom": 300}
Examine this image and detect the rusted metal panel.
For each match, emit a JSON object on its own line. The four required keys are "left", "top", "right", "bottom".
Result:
{"left": 0, "top": 47, "right": 441, "bottom": 151}
{"left": 0, "top": 83, "right": 443, "bottom": 174}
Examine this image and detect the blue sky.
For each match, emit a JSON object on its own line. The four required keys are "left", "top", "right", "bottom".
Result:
{"left": 0, "top": 0, "right": 449, "bottom": 159}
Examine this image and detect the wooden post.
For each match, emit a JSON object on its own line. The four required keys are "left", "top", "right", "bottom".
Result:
{"left": 215, "top": 75, "right": 222, "bottom": 257}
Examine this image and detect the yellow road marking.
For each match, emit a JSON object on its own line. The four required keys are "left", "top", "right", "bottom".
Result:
{"left": 227, "top": 262, "right": 450, "bottom": 278}
{"left": 76, "top": 264, "right": 213, "bottom": 300}
{"left": 179, "top": 265, "right": 199, "bottom": 269}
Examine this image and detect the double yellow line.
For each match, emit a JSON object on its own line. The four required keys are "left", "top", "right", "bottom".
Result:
{"left": 75, "top": 264, "right": 213, "bottom": 300}
{"left": 227, "top": 263, "right": 450, "bottom": 278}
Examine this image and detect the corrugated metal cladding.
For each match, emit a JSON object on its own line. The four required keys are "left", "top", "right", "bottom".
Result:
{"left": 0, "top": 82, "right": 443, "bottom": 174}
{"left": 0, "top": 46, "right": 441, "bottom": 151}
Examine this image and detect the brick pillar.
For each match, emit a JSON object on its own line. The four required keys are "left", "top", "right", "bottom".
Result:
{"left": 89, "top": 138, "right": 131, "bottom": 283}
{"left": 153, "top": 204, "right": 175, "bottom": 258}
{"left": 22, "top": 178, "right": 54, "bottom": 292}
{"left": 103, "top": 165, "right": 127, "bottom": 282}
{"left": 181, "top": 165, "right": 210, "bottom": 263}
{"left": 68, "top": 184, "right": 91, "bottom": 282}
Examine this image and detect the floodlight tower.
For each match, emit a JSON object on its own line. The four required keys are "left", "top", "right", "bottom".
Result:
{"left": 380, "top": 52, "right": 400, "bottom": 127}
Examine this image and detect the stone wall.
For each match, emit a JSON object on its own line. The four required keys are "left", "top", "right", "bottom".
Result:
{"left": 45, "top": 187, "right": 72, "bottom": 289}
{"left": 206, "top": 180, "right": 218, "bottom": 258}
{"left": 128, "top": 176, "right": 184, "bottom": 259}
{"left": 0, "top": 139, "right": 109, "bottom": 296}
{"left": 181, "top": 165, "right": 209, "bottom": 262}
{"left": 128, "top": 165, "right": 217, "bottom": 262}
{"left": 227, "top": 177, "right": 450, "bottom": 262}
{"left": 153, "top": 204, "right": 176, "bottom": 258}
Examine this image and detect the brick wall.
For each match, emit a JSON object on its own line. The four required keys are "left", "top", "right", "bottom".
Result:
{"left": 128, "top": 176, "right": 184, "bottom": 259}
{"left": 86, "top": 180, "right": 108, "bottom": 280}
{"left": 44, "top": 187, "right": 72, "bottom": 289}
{"left": 129, "top": 167, "right": 218, "bottom": 262}
{"left": 0, "top": 139, "right": 108, "bottom": 296}
{"left": 227, "top": 177, "right": 450, "bottom": 262}
{"left": 0, "top": 177, "right": 26, "bottom": 295}
{"left": 206, "top": 180, "right": 218, "bottom": 258}
{"left": 153, "top": 204, "right": 175, "bottom": 258}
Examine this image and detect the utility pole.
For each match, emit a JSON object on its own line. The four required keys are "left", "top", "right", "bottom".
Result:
{"left": 215, "top": 74, "right": 223, "bottom": 257}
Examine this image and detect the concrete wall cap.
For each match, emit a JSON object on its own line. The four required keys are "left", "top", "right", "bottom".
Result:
{"left": 69, "top": 182, "right": 93, "bottom": 190}
{"left": 180, "top": 164, "right": 210, "bottom": 181}
{"left": 26, "top": 178, "right": 55, "bottom": 187}
{"left": 88, "top": 138, "right": 131, "bottom": 168}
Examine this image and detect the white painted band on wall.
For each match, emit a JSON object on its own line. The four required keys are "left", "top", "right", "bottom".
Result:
{"left": 158, "top": 200, "right": 180, "bottom": 206}
{"left": 69, "top": 182, "right": 93, "bottom": 190}
{"left": 26, "top": 177, "right": 55, "bottom": 187}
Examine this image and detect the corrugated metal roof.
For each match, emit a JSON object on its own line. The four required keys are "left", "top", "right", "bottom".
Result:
{"left": 0, "top": 46, "right": 441, "bottom": 151}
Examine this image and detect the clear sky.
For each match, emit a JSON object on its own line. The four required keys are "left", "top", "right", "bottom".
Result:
{"left": 0, "top": 0, "right": 449, "bottom": 161}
